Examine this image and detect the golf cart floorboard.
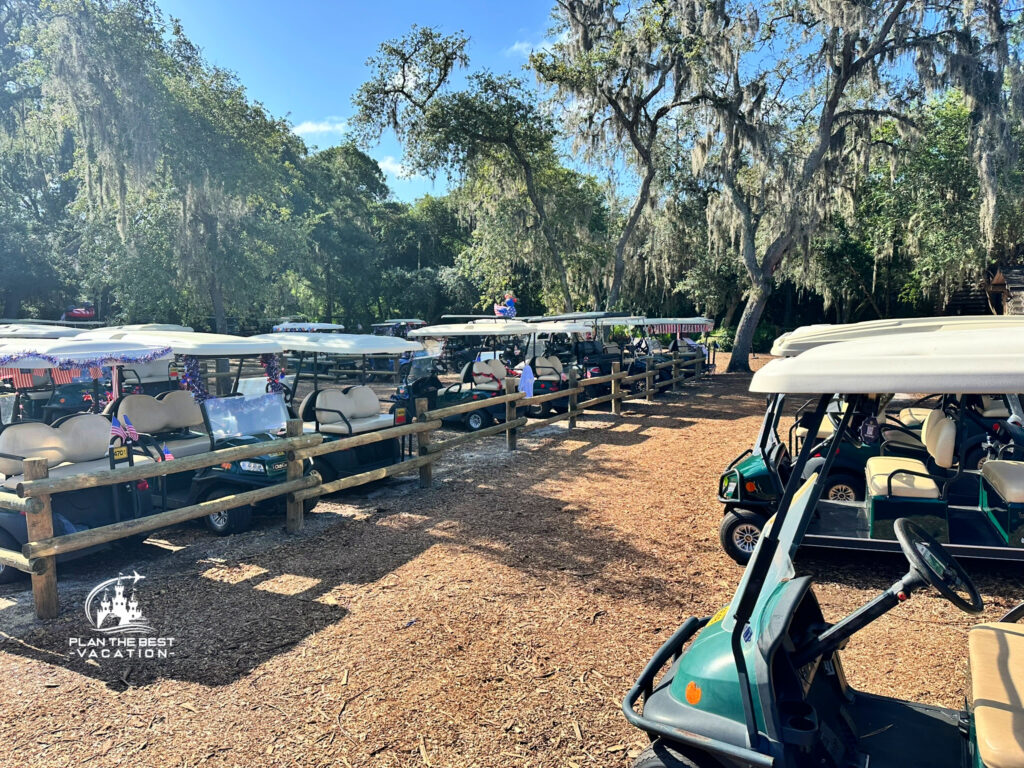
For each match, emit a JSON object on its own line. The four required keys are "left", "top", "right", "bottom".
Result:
{"left": 848, "top": 691, "right": 965, "bottom": 768}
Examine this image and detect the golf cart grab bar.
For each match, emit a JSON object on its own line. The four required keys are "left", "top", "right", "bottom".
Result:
{"left": 1001, "top": 601, "right": 1024, "bottom": 623}
{"left": 622, "top": 616, "right": 774, "bottom": 768}
{"left": 727, "top": 448, "right": 753, "bottom": 470}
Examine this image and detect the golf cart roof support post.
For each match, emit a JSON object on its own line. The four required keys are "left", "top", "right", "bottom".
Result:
{"left": 730, "top": 394, "right": 853, "bottom": 747}
{"left": 313, "top": 351, "right": 319, "bottom": 393}
{"left": 233, "top": 358, "right": 243, "bottom": 394}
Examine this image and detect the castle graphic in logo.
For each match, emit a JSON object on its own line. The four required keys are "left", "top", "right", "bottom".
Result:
{"left": 84, "top": 571, "right": 155, "bottom": 635}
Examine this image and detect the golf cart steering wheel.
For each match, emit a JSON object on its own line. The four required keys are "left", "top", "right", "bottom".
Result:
{"left": 268, "top": 381, "right": 294, "bottom": 400}
{"left": 894, "top": 518, "right": 983, "bottom": 614}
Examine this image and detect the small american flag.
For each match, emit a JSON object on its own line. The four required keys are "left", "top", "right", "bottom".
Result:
{"left": 122, "top": 415, "right": 139, "bottom": 442}
{"left": 89, "top": 367, "right": 103, "bottom": 379}
{"left": 110, "top": 417, "right": 128, "bottom": 442}
{"left": 162, "top": 443, "right": 174, "bottom": 461}
{"left": 51, "top": 369, "right": 75, "bottom": 386}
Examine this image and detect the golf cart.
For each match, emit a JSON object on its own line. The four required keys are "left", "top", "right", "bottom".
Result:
{"left": 252, "top": 332, "right": 422, "bottom": 484}
{"left": 0, "top": 339, "right": 174, "bottom": 582}
{"left": 514, "top": 320, "right": 592, "bottom": 417}
{"left": 719, "top": 316, "right": 1024, "bottom": 563}
{"left": 525, "top": 312, "right": 632, "bottom": 395}
{"left": 624, "top": 326, "right": 1024, "bottom": 768}
{"left": 87, "top": 329, "right": 318, "bottom": 535}
{"left": 0, "top": 323, "right": 81, "bottom": 340}
{"left": 644, "top": 317, "right": 716, "bottom": 373}
{"left": 405, "top": 319, "right": 532, "bottom": 431}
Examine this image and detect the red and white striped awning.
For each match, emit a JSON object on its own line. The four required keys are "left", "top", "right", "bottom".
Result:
{"left": 644, "top": 317, "right": 715, "bottom": 334}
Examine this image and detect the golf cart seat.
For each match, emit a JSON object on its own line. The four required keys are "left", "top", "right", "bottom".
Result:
{"left": 968, "top": 622, "right": 1024, "bottom": 768}
{"left": 471, "top": 360, "right": 506, "bottom": 391}
{"left": 307, "top": 386, "right": 393, "bottom": 435}
{"left": 979, "top": 395, "right": 1010, "bottom": 419}
{"left": 898, "top": 406, "right": 934, "bottom": 426}
{"left": 981, "top": 460, "right": 1024, "bottom": 504}
{"left": 0, "top": 413, "right": 151, "bottom": 488}
{"left": 795, "top": 402, "right": 847, "bottom": 441}
{"left": 532, "top": 356, "right": 563, "bottom": 381}
{"left": 112, "top": 391, "right": 211, "bottom": 457}
{"left": 864, "top": 414, "right": 956, "bottom": 498}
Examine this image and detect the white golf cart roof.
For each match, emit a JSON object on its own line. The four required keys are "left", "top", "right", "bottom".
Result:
{"left": 272, "top": 322, "right": 346, "bottom": 332}
{"left": 373, "top": 318, "right": 425, "bottom": 326}
{"left": 97, "top": 323, "right": 195, "bottom": 333}
{"left": 0, "top": 323, "right": 82, "bottom": 339}
{"left": 644, "top": 317, "right": 715, "bottom": 333}
{"left": 771, "top": 315, "right": 1024, "bottom": 357}
{"left": 751, "top": 328, "right": 1024, "bottom": 394}
{"left": 594, "top": 315, "right": 647, "bottom": 327}
{"left": 528, "top": 321, "right": 594, "bottom": 335}
{"left": 252, "top": 332, "right": 423, "bottom": 355}
{"left": 0, "top": 338, "right": 173, "bottom": 369}
{"left": 78, "top": 329, "right": 284, "bottom": 356}
{"left": 408, "top": 320, "right": 532, "bottom": 338}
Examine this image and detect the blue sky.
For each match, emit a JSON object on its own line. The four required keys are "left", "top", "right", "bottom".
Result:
{"left": 157, "top": 0, "right": 557, "bottom": 201}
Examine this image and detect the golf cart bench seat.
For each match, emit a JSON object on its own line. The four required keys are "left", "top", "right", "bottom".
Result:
{"left": 979, "top": 395, "right": 1010, "bottom": 419}
{"left": 441, "top": 360, "right": 509, "bottom": 396}
{"left": 981, "top": 461, "right": 1024, "bottom": 504}
{"left": 531, "top": 356, "right": 563, "bottom": 381}
{"left": 0, "top": 413, "right": 152, "bottom": 488}
{"left": 111, "top": 391, "right": 210, "bottom": 457}
{"left": 968, "top": 622, "right": 1024, "bottom": 768}
{"left": 865, "top": 413, "right": 956, "bottom": 498}
{"left": 795, "top": 419, "right": 834, "bottom": 441}
{"left": 304, "top": 387, "right": 394, "bottom": 435}
{"left": 898, "top": 406, "right": 934, "bottom": 426}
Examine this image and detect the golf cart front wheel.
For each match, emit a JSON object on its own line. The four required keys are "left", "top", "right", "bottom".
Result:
{"left": 202, "top": 488, "right": 254, "bottom": 536}
{"left": 526, "top": 402, "right": 552, "bottom": 418}
{"left": 464, "top": 410, "right": 493, "bottom": 432}
{"left": 822, "top": 473, "right": 864, "bottom": 502}
{"left": 634, "top": 741, "right": 720, "bottom": 768}
{"left": 719, "top": 509, "right": 766, "bottom": 565}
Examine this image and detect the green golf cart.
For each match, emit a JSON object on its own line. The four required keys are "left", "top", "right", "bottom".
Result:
{"left": 624, "top": 325, "right": 1024, "bottom": 768}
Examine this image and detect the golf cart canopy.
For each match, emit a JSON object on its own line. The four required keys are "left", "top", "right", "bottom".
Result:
{"left": 79, "top": 329, "right": 284, "bottom": 357}
{"left": 407, "top": 320, "right": 532, "bottom": 338}
{"left": 751, "top": 328, "right": 1024, "bottom": 395}
{"left": 0, "top": 323, "right": 82, "bottom": 339}
{"left": 528, "top": 321, "right": 595, "bottom": 335}
{"left": 272, "top": 322, "right": 345, "bottom": 332}
{"left": 252, "top": 332, "right": 423, "bottom": 355}
{"left": 373, "top": 318, "right": 425, "bottom": 327}
{"left": 594, "top": 316, "right": 646, "bottom": 327}
{"left": 771, "top": 314, "right": 1024, "bottom": 357}
{"left": 528, "top": 311, "right": 630, "bottom": 323}
{"left": 644, "top": 317, "right": 715, "bottom": 334}
{"left": 0, "top": 338, "right": 173, "bottom": 369}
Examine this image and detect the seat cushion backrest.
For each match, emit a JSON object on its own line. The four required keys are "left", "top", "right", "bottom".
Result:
{"left": 346, "top": 386, "right": 381, "bottom": 419}
{"left": 314, "top": 388, "right": 349, "bottom": 425}
{"left": 918, "top": 408, "right": 945, "bottom": 445}
{"left": 486, "top": 358, "right": 507, "bottom": 381}
{"left": 536, "top": 356, "right": 563, "bottom": 376}
{"left": 116, "top": 391, "right": 202, "bottom": 434}
{"left": 0, "top": 413, "right": 110, "bottom": 475}
{"left": 297, "top": 390, "right": 316, "bottom": 421}
{"left": 924, "top": 416, "right": 957, "bottom": 469}
{"left": 472, "top": 361, "right": 497, "bottom": 386}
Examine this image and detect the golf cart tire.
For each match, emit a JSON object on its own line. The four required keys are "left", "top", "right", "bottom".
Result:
{"left": 464, "top": 410, "right": 493, "bottom": 432}
{"left": 202, "top": 487, "right": 254, "bottom": 536}
{"left": 822, "top": 472, "right": 865, "bottom": 502}
{"left": 0, "top": 529, "right": 25, "bottom": 584}
{"left": 526, "top": 402, "right": 552, "bottom": 419}
{"left": 719, "top": 508, "right": 766, "bottom": 565}
{"left": 634, "top": 741, "right": 721, "bottom": 768}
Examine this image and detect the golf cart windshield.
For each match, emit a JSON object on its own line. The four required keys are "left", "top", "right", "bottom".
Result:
{"left": 406, "top": 356, "right": 440, "bottom": 379}
{"left": 203, "top": 393, "right": 289, "bottom": 442}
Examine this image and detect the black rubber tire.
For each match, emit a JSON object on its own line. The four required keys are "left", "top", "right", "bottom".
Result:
{"left": 719, "top": 508, "right": 766, "bottom": 565}
{"left": 634, "top": 740, "right": 722, "bottom": 768}
{"left": 202, "top": 487, "right": 254, "bottom": 536}
{"left": 526, "top": 402, "right": 552, "bottom": 418}
{"left": 464, "top": 410, "right": 492, "bottom": 432}
{"left": 963, "top": 446, "right": 989, "bottom": 471}
{"left": 822, "top": 472, "right": 865, "bottom": 502}
{"left": 0, "top": 529, "right": 25, "bottom": 584}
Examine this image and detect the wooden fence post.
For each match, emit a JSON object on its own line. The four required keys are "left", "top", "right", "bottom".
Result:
{"left": 671, "top": 351, "right": 680, "bottom": 393}
{"left": 567, "top": 369, "right": 578, "bottom": 429}
{"left": 645, "top": 355, "right": 656, "bottom": 402}
{"left": 24, "top": 458, "right": 57, "bottom": 619}
{"left": 416, "top": 397, "right": 433, "bottom": 489}
{"left": 611, "top": 361, "right": 622, "bottom": 416}
{"left": 505, "top": 378, "right": 518, "bottom": 451}
{"left": 285, "top": 419, "right": 305, "bottom": 533}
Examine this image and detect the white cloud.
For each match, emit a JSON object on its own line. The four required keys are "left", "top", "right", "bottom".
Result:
{"left": 505, "top": 40, "right": 534, "bottom": 57}
{"left": 292, "top": 118, "right": 348, "bottom": 137}
{"left": 505, "top": 31, "right": 568, "bottom": 58}
{"left": 378, "top": 155, "right": 423, "bottom": 180}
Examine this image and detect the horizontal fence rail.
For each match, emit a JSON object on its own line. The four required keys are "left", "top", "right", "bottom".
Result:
{"left": 7, "top": 350, "right": 713, "bottom": 619}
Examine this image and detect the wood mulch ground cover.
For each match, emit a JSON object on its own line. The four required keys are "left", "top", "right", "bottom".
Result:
{"left": 0, "top": 354, "right": 1021, "bottom": 767}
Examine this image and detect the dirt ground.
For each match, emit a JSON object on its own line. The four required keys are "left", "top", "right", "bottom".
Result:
{"left": 1, "top": 355, "right": 1022, "bottom": 768}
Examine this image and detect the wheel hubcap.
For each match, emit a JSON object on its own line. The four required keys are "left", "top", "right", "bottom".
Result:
{"left": 828, "top": 484, "right": 856, "bottom": 502}
{"left": 209, "top": 511, "right": 229, "bottom": 529}
{"left": 733, "top": 523, "right": 760, "bottom": 553}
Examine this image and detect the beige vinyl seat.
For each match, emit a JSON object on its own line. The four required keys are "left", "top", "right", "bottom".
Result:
{"left": 112, "top": 391, "right": 210, "bottom": 457}
{"left": 898, "top": 406, "right": 934, "bottom": 427}
{"left": 304, "top": 386, "right": 393, "bottom": 435}
{"left": 968, "top": 622, "right": 1024, "bottom": 768}
{"left": 0, "top": 413, "right": 151, "bottom": 489}
{"left": 864, "top": 411, "right": 956, "bottom": 499}
{"left": 530, "top": 356, "right": 563, "bottom": 381}
{"left": 441, "top": 359, "right": 509, "bottom": 396}
{"left": 979, "top": 395, "right": 1011, "bottom": 420}
{"left": 981, "top": 461, "right": 1024, "bottom": 504}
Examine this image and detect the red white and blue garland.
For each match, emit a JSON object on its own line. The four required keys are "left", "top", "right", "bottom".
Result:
{"left": 179, "top": 355, "right": 211, "bottom": 402}
{"left": 260, "top": 353, "right": 285, "bottom": 394}
{"left": 0, "top": 346, "right": 172, "bottom": 370}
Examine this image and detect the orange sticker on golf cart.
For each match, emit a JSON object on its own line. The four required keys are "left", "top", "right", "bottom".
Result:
{"left": 708, "top": 606, "right": 729, "bottom": 625}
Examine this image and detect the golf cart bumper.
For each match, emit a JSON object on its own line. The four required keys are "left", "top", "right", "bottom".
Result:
{"left": 623, "top": 617, "right": 774, "bottom": 768}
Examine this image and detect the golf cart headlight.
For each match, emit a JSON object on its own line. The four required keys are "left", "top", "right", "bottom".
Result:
{"left": 721, "top": 472, "right": 739, "bottom": 498}
{"left": 238, "top": 460, "right": 266, "bottom": 474}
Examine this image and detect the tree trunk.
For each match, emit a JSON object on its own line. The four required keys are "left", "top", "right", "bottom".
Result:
{"left": 606, "top": 165, "right": 656, "bottom": 310}
{"left": 727, "top": 284, "right": 771, "bottom": 373}
{"left": 721, "top": 294, "right": 741, "bottom": 329}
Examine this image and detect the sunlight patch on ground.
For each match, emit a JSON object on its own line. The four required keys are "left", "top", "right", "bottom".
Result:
{"left": 253, "top": 574, "right": 322, "bottom": 596}
{"left": 201, "top": 563, "right": 270, "bottom": 584}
